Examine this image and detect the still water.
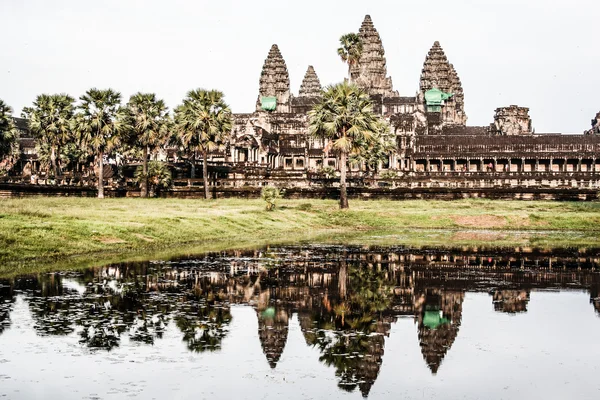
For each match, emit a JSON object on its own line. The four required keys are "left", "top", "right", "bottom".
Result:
{"left": 1, "top": 245, "right": 600, "bottom": 399}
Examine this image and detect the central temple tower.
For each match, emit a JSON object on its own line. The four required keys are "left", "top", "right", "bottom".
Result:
{"left": 350, "top": 15, "right": 398, "bottom": 97}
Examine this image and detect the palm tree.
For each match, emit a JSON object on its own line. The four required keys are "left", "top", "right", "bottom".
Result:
{"left": 23, "top": 94, "right": 75, "bottom": 178}
{"left": 337, "top": 33, "right": 363, "bottom": 79}
{"left": 349, "top": 122, "right": 395, "bottom": 175}
{"left": 309, "top": 82, "right": 384, "bottom": 209}
{"left": 174, "top": 89, "right": 232, "bottom": 199}
{"left": 72, "top": 88, "right": 125, "bottom": 198}
{"left": 0, "top": 99, "right": 18, "bottom": 161}
{"left": 123, "top": 93, "right": 171, "bottom": 197}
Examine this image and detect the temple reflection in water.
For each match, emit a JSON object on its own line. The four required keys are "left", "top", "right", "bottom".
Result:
{"left": 1, "top": 245, "right": 599, "bottom": 398}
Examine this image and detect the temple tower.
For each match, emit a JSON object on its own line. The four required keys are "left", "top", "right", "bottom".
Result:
{"left": 585, "top": 111, "right": 600, "bottom": 135}
{"left": 350, "top": 15, "right": 397, "bottom": 97}
{"left": 257, "top": 44, "right": 291, "bottom": 113}
{"left": 298, "top": 65, "right": 322, "bottom": 97}
{"left": 420, "top": 41, "right": 467, "bottom": 126}
{"left": 489, "top": 106, "right": 533, "bottom": 135}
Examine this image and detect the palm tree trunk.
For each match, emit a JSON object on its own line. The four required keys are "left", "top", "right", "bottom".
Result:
{"left": 203, "top": 150, "right": 209, "bottom": 199}
{"left": 339, "top": 252, "right": 347, "bottom": 299}
{"left": 50, "top": 145, "right": 58, "bottom": 179}
{"left": 141, "top": 146, "right": 148, "bottom": 198}
{"left": 339, "top": 151, "right": 349, "bottom": 209}
{"left": 98, "top": 151, "right": 104, "bottom": 199}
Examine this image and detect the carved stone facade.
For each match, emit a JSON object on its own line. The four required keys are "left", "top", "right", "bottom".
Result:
{"left": 490, "top": 106, "right": 533, "bottom": 135}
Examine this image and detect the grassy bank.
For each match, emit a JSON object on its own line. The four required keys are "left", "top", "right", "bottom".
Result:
{"left": 2, "top": 197, "right": 600, "bottom": 277}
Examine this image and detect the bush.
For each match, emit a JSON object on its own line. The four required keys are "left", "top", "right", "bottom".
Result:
{"left": 261, "top": 186, "right": 283, "bottom": 211}
{"left": 318, "top": 166, "right": 336, "bottom": 179}
{"left": 379, "top": 170, "right": 397, "bottom": 180}
{"left": 134, "top": 161, "right": 172, "bottom": 197}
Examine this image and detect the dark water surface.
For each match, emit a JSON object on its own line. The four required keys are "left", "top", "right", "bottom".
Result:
{"left": 1, "top": 245, "right": 600, "bottom": 399}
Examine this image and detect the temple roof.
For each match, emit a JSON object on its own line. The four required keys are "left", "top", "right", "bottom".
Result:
{"left": 298, "top": 66, "right": 322, "bottom": 97}
{"left": 259, "top": 44, "right": 290, "bottom": 98}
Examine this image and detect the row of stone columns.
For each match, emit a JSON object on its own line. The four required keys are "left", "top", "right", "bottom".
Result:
{"left": 409, "top": 157, "right": 598, "bottom": 173}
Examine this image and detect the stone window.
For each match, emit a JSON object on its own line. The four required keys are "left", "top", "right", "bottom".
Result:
{"left": 295, "top": 158, "right": 304, "bottom": 168}
{"left": 285, "top": 158, "right": 293, "bottom": 168}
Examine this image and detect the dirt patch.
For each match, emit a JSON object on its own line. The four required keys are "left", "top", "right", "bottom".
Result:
{"left": 133, "top": 233, "right": 154, "bottom": 242}
{"left": 449, "top": 215, "right": 507, "bottom": 228}
{"left": 96, "top": 236, "right": 126, "bottom": 244}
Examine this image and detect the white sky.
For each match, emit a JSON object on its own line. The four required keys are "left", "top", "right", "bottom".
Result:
{"left": 1, "top": 0, "right": 598, "bottom": 133}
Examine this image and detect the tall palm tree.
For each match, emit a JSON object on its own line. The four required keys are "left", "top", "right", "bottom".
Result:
{"left": 337, "top": 33, "right": 363, "bottom": 79}
{"left": 72, "top": 88, "right": 125, "bottom": 198}
{"left": 309, "top": 82, "right": 384, "bottom": 209}
{"left": 174, "top": 89, "right": 232, "bottom": 199}
{"left": 0, "top": 99, "right": 17, "bottom": 160}
{"left": 123, "top": 93, "right": 171, "bottom": 197}
{"left": 23, "top": 94, "right": 75, "bottom": 178}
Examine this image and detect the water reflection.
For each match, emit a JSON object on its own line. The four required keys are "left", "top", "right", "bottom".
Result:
{"left": 1, "top": 245, "right": 600, "bottom": 398}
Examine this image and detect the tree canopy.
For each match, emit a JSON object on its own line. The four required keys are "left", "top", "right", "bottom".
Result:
{"left": 309, "top": 82, "right": 387, "bottom": 208}
{"left": 174, "top": 89, "right": 232, "bottom": 199}
{"left": 0, "top": 99, "right": 18, "bottom": 160}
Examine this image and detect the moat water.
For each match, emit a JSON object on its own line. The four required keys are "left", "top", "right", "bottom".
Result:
{"left": 1, "top": 245, "right": 600, "bottom": 399}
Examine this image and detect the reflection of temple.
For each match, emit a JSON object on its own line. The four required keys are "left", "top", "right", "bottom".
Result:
{"left": 414, "top": 289, "right": 464, "bottom": 374}
{"left": 257, "top": 306, "right": 291, "bottom": 368}
{"left": 492, "top": 290, "right": 530, "bottom": 313}
{"left": 1, "top": 245, "right": 600, "bottom": 396}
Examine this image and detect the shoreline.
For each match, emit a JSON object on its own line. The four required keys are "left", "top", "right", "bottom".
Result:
{"left": 2, "top": 197, "right": 600, "bottom": 277}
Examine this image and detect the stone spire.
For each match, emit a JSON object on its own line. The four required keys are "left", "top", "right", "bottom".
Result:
{"left": 420, "top": 41, "right": 467, "bottom": 125}
{"left": 257, "top": 44, "right": 291, "bottom": 113}
{"left": 298, "top": 65, "right": 322, "bottom": 97}
{"left": 351, "top": 15, "right": 397, "bottom": 97}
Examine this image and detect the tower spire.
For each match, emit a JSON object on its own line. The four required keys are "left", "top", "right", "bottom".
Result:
{"left": 351, "top": 15, "right": 397, "bottom": 97}
{"left": 257, "top": 44, "right": 291, "bottom": 113}
{"left": 298, "top": 65, "right": 322, "bottom": 97}
{"left": 420, "top": 41, "right": 467, "bottom": 125}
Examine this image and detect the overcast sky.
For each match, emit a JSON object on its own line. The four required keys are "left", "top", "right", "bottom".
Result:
{"left": 1, "top": 0, "right": 598, "bottom": 133}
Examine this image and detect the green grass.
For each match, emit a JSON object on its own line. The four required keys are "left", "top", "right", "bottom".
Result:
{"left": 1, "top": 197, "right": 600, "bottom": 277}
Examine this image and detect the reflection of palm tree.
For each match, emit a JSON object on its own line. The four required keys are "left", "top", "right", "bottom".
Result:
{"left": 175, "top": 304, "right": 232, "bottom": 353}
{"left": 590, "top": 284, "right": 600, "bottom": 316}
{"left": 0, "top": 281, "right": 15, "bottom": 336}
{"left": 309, "top": 264, "right": 395, "bottom": 397}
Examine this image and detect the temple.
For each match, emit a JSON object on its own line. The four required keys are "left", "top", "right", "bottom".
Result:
{"left": 5, "top": 14, "right": 600, "bottom": 199}
{"left": 208, "top": 14, "right": 600, "bottom": 199}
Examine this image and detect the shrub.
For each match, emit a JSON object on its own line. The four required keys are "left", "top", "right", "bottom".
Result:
{"left": 134, "top": 161, "right": 172, "bottom": 197}
{"left": 319, "top": 166, "right": 336, "bottom": 179}
{"left": 379, "top": 170, "right": 397, "bottom": 180}
{"left": 261, "top": 186, "right": 283, "bottom": 211}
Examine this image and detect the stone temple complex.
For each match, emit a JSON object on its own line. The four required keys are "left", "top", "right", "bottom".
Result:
{"left": 4, "top": 14, "right": 600, "bottom": 199}
{"left": 203, "top": 14, "right": 600, "bottom": 199}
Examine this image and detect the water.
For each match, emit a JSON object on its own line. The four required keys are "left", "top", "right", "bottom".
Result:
{"left": 1, "top": 245, "right": 600, "bottom": 399}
